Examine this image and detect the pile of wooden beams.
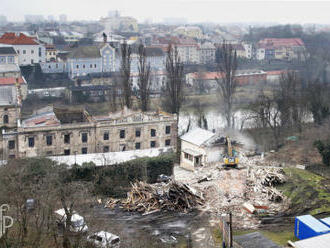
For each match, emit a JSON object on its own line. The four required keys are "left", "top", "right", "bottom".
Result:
{"left": 105, "top": 181, "right": 204, "bottom": 214}
{"left": 247, "top": 167, "right": 286, "bottom": 202}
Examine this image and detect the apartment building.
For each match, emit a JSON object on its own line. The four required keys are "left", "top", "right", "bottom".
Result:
{"left": 257, "top": 38, "right": 305, "bottom": 61}
{"left": 199, "top": 42, "right": 216, "bottom": 64}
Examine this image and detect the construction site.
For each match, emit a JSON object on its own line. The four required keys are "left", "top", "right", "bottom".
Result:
{"left": 100, "top": 124, "right": 330, "bottom": 248}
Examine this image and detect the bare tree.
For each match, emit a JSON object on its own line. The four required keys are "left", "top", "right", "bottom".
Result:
{"left": 110, "top": 74, "right": 120, "bottom": 112}
{"left": 137, "top": 44, "right": 151, "bottom": 111}
{"left": 250, "top": 91, "right": 282, "bottom": 149}
{"left": 120, "top": 41, "right": 132, "bottom": 109}
{"left": 276, "top": 71, "right": 308, "bottom": 132}
{"left": 195, "top": 70, "right": 208, "bottom": 94}
{"left": 193, "top": 100, "right": 208, "bottom": 130}
{"left": 162, "top": 44, "right": 185, "bottom": 114}
{"left": 215, "top": 42, "right": 238, "bottom": 128}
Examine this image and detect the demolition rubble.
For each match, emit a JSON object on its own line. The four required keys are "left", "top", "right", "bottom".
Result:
{"left": 174, "top": 154, "right": 288, "bottom": 229}
{"left": 105, "top": 181, "right": 205, "bottom": 214}
{"left": 105, "top": 152, "right": 288, "bottom": 229}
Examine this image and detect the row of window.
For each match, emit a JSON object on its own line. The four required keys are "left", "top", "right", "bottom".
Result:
{"left": 119, "top": 126, "right": 171, "bottom": 139}
{"left": 0, "top": 56, "right": 15, "bottom": 63}
{"left": 28, "top": 134, "right": 71, "bottom": 147}
{"left": 48, "top": 64, "right": 60, "bottom": 69}
{"left": 17, "top": 48, "right": 42, "bottom": 57}
{"left": 60, "top": 139, "right": 172, "bottom": 155}
{"left": 26, "top": 126, "right": 171, "bottom": 148}
{"left": 76, "top": 64, "right": 97, "bottom": 69}
{"left": 10, "top": 138, "right": 172, "bottom": 152}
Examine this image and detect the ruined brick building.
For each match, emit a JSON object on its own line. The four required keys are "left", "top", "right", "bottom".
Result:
{"left": 1, "top": 105, "right": 177, "bottom": 160}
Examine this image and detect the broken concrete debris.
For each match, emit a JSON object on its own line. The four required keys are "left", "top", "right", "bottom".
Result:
{"left": 243, "top": 202, "right": 256, "bottom": 214}
{"left": 247, "top": 167, "right": 286, "bottom": 202}
{"left": 105, "top": 181, "right": 204, "bottom": 214}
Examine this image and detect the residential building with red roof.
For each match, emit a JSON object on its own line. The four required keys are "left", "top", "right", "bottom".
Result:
{"left": 257, "top": 38, "right": 305, "bottom": 61}
{"left": 186, "top": 70, "right": 267, "bottom": 93}
{"left": 0, "top": 76, "right": 28, "bottom": 100}
{"left": 0, "top": 33, "right": 46, "bottom": 66}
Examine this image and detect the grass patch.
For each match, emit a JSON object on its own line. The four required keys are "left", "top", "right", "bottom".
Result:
{"left": 277, "top": 168, "right": 330, "bottom": 215}
{"left": 212, "top": 227, "right": 297, "bottom": 246}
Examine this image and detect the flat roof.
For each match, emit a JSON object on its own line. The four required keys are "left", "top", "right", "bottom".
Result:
{"left": 180, "top": 127, "right": 215, "bottom": 146}
{"left": 234, "top": 232, "right": 280, "bottom": 248}
{"left": 0, "top": 64, "right": 20, "bottom": 73}
{"left": 294, "top": 233, "right": 330, "bottom": 248}
{"left": 297, "top": 215, "right": 330, "bottom": 233}
{"left": 320, "top": 217, "right": 330, "bottom": 227}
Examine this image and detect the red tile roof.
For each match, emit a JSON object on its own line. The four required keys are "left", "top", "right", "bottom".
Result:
{"left": 0, "top": 77, "right": 26, "bottom": 86}
{"left": 266, "top": 70, "right": 286, "bottom": 75}
{"left": 0, "top": 33, "right": 39, "bottom": 45}
{"left": 258, "top": 38, "right": 304, "bottom": 49}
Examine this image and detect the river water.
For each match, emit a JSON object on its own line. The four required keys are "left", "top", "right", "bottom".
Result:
{"left": 179, "top": 109, "right": 255, "bottom": 134}
{"left": 88, "top": 206, "right": 216, "bottom": 248}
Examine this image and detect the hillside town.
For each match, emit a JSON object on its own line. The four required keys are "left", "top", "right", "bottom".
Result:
{"left": 0, "top": 1, "right": 330, "bottom": 248}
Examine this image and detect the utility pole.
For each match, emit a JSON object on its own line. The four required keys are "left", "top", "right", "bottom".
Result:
{"left": 229, "top": 212, "right": 233, "bottom": 248}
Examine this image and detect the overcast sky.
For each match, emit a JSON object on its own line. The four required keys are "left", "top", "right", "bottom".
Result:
{"left": 2, "top": 0, "right": 330, "bottom": 24}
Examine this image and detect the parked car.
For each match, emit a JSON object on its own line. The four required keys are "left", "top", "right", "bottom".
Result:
{"left": 25, "top": 198, "right": 36, "bottom": 211}
{"left": 87, "top": 231, "right": 120, "bottom": 248}
{"left": 54, "top": 208, "right": 88, "bottom": 233}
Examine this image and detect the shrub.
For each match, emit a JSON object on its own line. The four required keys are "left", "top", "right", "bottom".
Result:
{"left": 314, "top": 139, "right": 330, "bottom": 166}
{"left": 66, "top": 153, "right": 175, "bottom": 197}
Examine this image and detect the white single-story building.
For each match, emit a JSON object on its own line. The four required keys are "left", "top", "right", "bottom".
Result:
{"left": 180, "top": 128, "right": 226, "bottom": 170}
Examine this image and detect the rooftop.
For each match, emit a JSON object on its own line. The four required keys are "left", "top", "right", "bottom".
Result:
{"left": 0, "top": 64, "right": 20, "bottom": 73}
{"left": 294, "top": 233, "right": 330, "bottom": 248}
{"left": 258, "top": 38, "right": 305, "bottom": 49}
{"left": 234, "top": 232, "right": 280, "bottom": 248}
{"left": 0, "top": 46, "right": 17, "bottom": 55}
{"left": 22, "top": 106, "right": 92, "bottom": 128}
{"left": 296, "top": 215, "right": 330, "bottom": 233}
{"left": 66, "top": 45, "right": 101, "bottom": 59}
{"left": 0, "top": 33, "right": 39, "bottom": 45}
{"left": 189, "top": 70, "right": 266, "bottom": 80}
{"left": 70, "top": 85, "right": 113, "bottom": 91}
{"left": 22, "top": 111, "right": 60, "bottom": 128}
{"left": 0, "top": 77, "right": 26, "bottom": 86}
{"left": 180, "top": 127, "right": 216, "bottom": 146}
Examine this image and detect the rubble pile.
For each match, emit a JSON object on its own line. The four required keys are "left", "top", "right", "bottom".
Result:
{"left": 247, "top": 167, "right": 286, "bottom": 203}
{"left": 105, "top": 181, "right": 204, "bottom": 214}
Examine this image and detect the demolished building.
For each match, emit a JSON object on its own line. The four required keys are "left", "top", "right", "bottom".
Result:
{"left": 180, "top": 128, "right": 240, "bottom": 170}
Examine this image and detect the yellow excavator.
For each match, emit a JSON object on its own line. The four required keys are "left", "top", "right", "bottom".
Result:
{"left": 223, "top": 137, "right": 239, "bottom": 168}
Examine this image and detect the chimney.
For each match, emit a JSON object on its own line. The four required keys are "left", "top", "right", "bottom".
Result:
{"left": 103, "top": 32, "right": 107, "bottom": 43}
